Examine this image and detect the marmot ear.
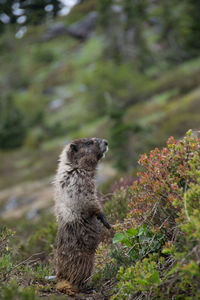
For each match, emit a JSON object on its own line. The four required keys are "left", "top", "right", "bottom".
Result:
{"left": 70, "top": 143, "right": 78, "bottom": 152}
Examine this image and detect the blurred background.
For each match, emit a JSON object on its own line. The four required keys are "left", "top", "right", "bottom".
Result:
{"left": 0, "top": 0, "right": 200, "bottom": 252}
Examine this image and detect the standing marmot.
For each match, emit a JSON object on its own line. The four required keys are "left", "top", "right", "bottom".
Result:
{"left": 54, "top": 138, "right": 111, "bottom": 295}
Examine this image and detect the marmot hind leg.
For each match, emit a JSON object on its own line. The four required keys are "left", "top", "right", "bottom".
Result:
{"left": 56, "top": 280, "right": 78, "bottom": 296}
{"left": 56, "top": 249, "right": 95, "bottom": 294}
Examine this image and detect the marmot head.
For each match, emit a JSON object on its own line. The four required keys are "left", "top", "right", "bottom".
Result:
{"left": 63, "top": 138, "right": 108, "bottom": 171}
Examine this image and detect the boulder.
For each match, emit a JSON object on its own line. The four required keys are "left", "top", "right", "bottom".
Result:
{"left": 42, "top": 11, "right": 98, "bottom": 41}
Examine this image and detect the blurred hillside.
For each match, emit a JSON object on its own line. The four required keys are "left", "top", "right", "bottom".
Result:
{"left": 0, "top": 1, "right": 200, "bottom": 298}
{"left": 1, "top": 0, "right": 200, "bottom": 173}
{"left": 0, "top": 0, "right": 200, "bottom": 226}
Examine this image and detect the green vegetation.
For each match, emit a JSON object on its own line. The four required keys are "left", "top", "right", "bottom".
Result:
{"left": 100, "top": 131, "right": 200, "bottom": 299}
{"left": 113, "top": 225, "right": 165, "bottom": 260}
{"left": 1, "top": 0, "right": 200, "bottom": 170}
{"left": 0, "top": 97, "right": 27, "bottom": 149}
{"left": 0, "top": 215, "right": 57, "bottom": 299}
{"left": 1, "top": 0, "right": 200, "bottom": 298}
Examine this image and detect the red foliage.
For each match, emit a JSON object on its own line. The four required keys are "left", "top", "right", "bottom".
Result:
{"left": 129, "top": 132, "right": 200, "bottom": 239}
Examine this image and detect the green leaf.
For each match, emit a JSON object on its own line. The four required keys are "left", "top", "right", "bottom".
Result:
{"left": 186, "top": 129, "right": 192, "bottom": 137}
{"left": 150, "top": 271, "right": 160, "bottom": 284}
{"left": 122, "top": 239, "right": 133, "bottom": 247}
{"left": 138, "top": 225, "right": 147, "bottom": 236}
{"left": 125, "top": 228, "right": 138, "bottom": 237}
{"left": 166, "top": 264, "right": 179, "bottom": 277}
{"left": 137, "top": 278, "right": 149, "bottom": 287}
{"left": 129, "top": 249, "right": 139, "bottom": 259}
{"left": 113, "top": 232, "right": 125, "bottom": 244}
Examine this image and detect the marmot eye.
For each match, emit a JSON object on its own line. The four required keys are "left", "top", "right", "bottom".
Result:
{"left": 86, "top": 141, "right": 93, "bottom": 146}
{"left": 70, "top": 143, "right": 78, "bottom": 152}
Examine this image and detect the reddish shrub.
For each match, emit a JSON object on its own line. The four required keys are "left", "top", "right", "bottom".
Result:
{"left": 129, "top": 130, "right": 200, "bottom": 239}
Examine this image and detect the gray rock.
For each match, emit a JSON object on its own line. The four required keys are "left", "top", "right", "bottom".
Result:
{"left": 42, "top": 22, "right": 68, "bottom": 41}
{"left": 26, "top": 209, "right": 39, "bottom": 220}
{"left": 49, "top": 99, "right": 64, "bottom": 111}
{"left": 67, "top": 11, "right": 98, "bottom": 39}
{"left": 42, "top": 11, "right": 98, "bottom": 41}
{"left": 4, "top": 196, "right": 18, "bottom": 212}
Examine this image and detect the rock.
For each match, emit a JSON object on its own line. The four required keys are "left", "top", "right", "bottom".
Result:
{"left": 4, "top": 196, "right": 18, "bottom": 212}
{"left": 42, "top": 22, "right": 68, "bottom": 41}
{"left": 67, "top": 11, "right": 98, "bottom": 40}
{"left": 49, "top": 99, "right": 64, "bottom": 111}
{"left": 42, "top": 11, "right": 98, "bottom": 41}
{"left": 26, "top": 208, "right": 39, "bottom": 220}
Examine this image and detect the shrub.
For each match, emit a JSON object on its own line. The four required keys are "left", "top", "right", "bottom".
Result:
{"left": 94, "top": 224, "right": 165, "bottom": 295}
{"left": 129, "top": 130, "right": 200, "bottom": 239}
{"left": 113, "top": 225, "right": 165, "bottom": 261}
{"left": 93, "top": 242, "right": 136, "bottom": 288}
{"left": 112, "top": 255, "right": 163, "bottom": 300}
{"left": 0, "top": 96, "right": 27, "bottom": 149}
{"left": 0, "top": 254, "right": 13, "bottom": 280}
{"left": 0, "top": 226, "right": 15, "bottom": 282}
{"left": 111, "top": 130, "right": 200, "bottom": 299}
{"left": 1, "top": 280, "right": 38, "bottom": 300}
{"left": 31, "top": 262, "right": 54, "bottom": 283}
{"left": 161, "top": 158, "right": 200, "bottom": 298}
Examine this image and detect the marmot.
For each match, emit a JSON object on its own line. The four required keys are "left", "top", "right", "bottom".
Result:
{"left": 54, "top": 138, "right": 111, "bottom": 295}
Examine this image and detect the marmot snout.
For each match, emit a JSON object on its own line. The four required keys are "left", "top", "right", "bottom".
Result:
{"left": 54, "top": 138, "right": 111, "bottom": 295}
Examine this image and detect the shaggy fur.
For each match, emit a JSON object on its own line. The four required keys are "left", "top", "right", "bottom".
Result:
{"left": 54, "top": 138, "right": 110, "bottom": 294}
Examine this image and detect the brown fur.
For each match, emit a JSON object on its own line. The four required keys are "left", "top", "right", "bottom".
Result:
{"left": 54, "top": 138, "right": 110, "bottom": 294}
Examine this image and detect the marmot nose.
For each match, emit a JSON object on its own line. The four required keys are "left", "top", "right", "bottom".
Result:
{"left": 96, "top": 138, "right": 108, "bottom": 154}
